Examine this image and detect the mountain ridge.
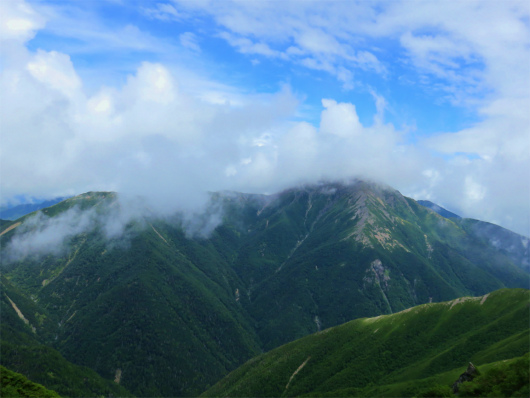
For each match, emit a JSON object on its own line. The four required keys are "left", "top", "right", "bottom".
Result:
{"left": 1, "top": 180, "right": 528, "bottom": 396}
{"left": 417, "top": 200, "right": 461, "bottom": 219}
{"left": 0, "top": 197, "right": 71, "bottom": 221}
{"left": 202, "top": 288, "right": 530, "bottom": 398}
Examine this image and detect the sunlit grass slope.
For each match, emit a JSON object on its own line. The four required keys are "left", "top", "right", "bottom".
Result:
{"left": 202, "top": 288, "right": 529, "bottom": 397}
{"left": 1, "top": 366, "right": 61, "bottom": 398}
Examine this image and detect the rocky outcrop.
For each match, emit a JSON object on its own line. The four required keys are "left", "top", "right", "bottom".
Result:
{"left": 452, "top": 362, "right": 478, "bottom": 393}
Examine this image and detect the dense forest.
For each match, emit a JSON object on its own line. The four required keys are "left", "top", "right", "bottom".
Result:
{"left": 1, "top": 182, "right": 528, "bottom": 396}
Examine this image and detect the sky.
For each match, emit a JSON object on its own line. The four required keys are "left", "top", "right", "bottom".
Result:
{"left": 1, "top": 0, "right": 529, "bottom": 237}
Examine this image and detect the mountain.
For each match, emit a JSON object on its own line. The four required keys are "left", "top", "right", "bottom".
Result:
{"left": 457, "top": 218, "right": 530, "bottom": 273}
{"left": 0, "top": 275, "right": 133, "bottom": 397}
{"left": 0, "top": 181, "right": 528, "bottom": 396}
{"left": 228, "top": 182, "right": 528, "bottom": 349}
{"left": 0, "top": 197, "right": 70, "bottom": 221}
{"left": 202, "top": 288, "right": 530, "bottom": 398}
{"left": 1, "top": 193, "right": 261, "bottom": 397}
{"left": 418, "top": 200, "right": 529, "bottom": 272}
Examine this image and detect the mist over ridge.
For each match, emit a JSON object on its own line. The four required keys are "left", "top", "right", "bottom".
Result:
{"left": 1, "top": 176, "right": 528, "bottom": 397}
{"left": 2, "top": 178, "right": 528, "bottom": 271}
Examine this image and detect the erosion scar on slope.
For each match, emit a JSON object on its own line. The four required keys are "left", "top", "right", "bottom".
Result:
{"left": 5, "top": 294, "right": 36, "bottom": 333}
{"left": 114, "top": 368, "right": 122, "bottom": 384}
{"left": 0, "top": 222, "right": 21, "bottom": 236}
{"left": 286, "top": 356, "right": 311, "bottom": 390}
{"left": 150, "top": 224, "right": 169, "bottom": 246}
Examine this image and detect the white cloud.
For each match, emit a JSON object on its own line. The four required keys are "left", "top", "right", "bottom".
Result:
{"left": 0, "top": 28, "right": 301, "bottom": 215}
{"left": 125, "top": 62, "right": 176, "bottom": 104}
{"left": 88, "top": 91, "right": 114, "bottom": 114}
{"left": 1, "top": 0, "right": 529, "bottom": 238}
{"left": 26, "top": 50, "right": 82, "bottom": 98}
{"left": 171, "top": 0, "right": 528, "bottom": 105}
{"left": 320, "top": 99, "right": 363, "bottom": 137}
{"left": 464, "top": 176, "right": 487, "bottom": 202}
{"left": 217, "top": 31, "right": 284, "bottom": 58}
{"left": 174, "top": 1, "right": 386, "bottom": 87}
{"left": 5, "top": 206, "right": 100, "bottom": 260}
{"left": 0, "top": 0, "right": 45, "bottom": 43}
{"left": 296, "top": 28, "right": 343, "bottom": 55}
{"left": 179, "top": 31, "right": 201, "bottom": 52}
{"left": 143, "top": 3, "right": 183, "bottom": 21}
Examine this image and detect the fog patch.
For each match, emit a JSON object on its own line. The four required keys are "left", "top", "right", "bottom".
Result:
{"left": 1, "top": 192, "right": 228, "bottom": 264}
{"left": 320, "top": 187, "right": 337, "bottom": 195}
{"left": 181, "top": 202, "right": 224, "bottom": 238}
{"left": 3, "top": 206, "right": 101, "bottom": 263}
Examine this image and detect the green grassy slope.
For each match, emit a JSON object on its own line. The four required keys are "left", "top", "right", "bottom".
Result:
{"left": 457, "top": 353, "right": 529, "bottom": 398}
{"left": 1, "top": 366, "right": 61, "bottom": 398}
{"left": 358, "top": 353, "right": 529, "bottom": 398}
{"left": 202, "top": 288, "right": 529, "bottom": 398}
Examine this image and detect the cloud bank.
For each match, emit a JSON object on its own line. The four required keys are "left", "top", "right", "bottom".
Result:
{"left": 2, "top": 193, "right": 228, "bottom": 264}
{"left": 0, "top": 0, "right": 529, "bottom": 237}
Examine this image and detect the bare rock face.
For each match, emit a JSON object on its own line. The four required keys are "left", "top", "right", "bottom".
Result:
{"left": 452, "top": 362, "right": 478, "bottom": 393}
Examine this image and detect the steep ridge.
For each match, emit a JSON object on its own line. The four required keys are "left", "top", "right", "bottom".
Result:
{"left": 457, "top": 218, "right": 530, "bottom": 273}
{"left": 0, "top": 197, "right": 70, "bottom": 221}
{"left": 0, "top": 276, "right": 133, "bottom": 397}
{"left": 202, "top": 288, "right": 530, "bottom": 398}
{"left": 228, "top": 182, "right": 529, "bottom": 348}
{"left": 1, "top": 181, "right": 528, "bottom": 396}
{"left": 1, "top": 196, "right": 261, "bottom": 396}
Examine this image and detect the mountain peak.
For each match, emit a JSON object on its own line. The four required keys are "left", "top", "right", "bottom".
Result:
{"left": 1, "top": 181, "right": 529, "bottom": 397}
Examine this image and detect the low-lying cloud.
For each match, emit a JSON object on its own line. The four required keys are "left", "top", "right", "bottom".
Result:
{"left": 2, "top": 193, "right": 228, "bottom": 264}
{"left": 3, "top": 205, "right": 109, "bottom": 262}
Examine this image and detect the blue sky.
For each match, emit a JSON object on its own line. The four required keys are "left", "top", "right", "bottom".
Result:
{"left": 1, "top": 0, "right": 529, "bottom": 236}
{"left": 25, "top": 0, "right": 481, "bottom": 132}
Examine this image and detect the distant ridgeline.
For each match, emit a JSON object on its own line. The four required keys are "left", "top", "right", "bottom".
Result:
{"left": 417, "top": 200, "right": 461, "bottom": 219}
{"left": 0, "top": 197, "right": 70, "bottom": 221}
{"left": 0, "top": 181, "right": 528, "bottom": 397}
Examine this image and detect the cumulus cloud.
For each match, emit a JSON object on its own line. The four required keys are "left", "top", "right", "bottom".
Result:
{"left": 1, "top": 0, "right": 529, "bottom": 238}
{"left": 0, "top": 13, "right": 301, "bottom": 216}
{"left": 0, "top": 0, "right": 45, "bottom": 43}
{"left": 2, "top": 192, "right": 227, "bottom": 264}
{"left": 320, "top": 99, "right": 363, "bottom": 138}
{"left": 26, "top": 50, "right": 82, "bottom": 97}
